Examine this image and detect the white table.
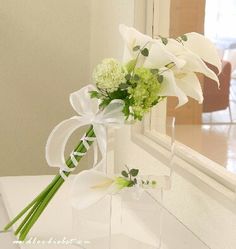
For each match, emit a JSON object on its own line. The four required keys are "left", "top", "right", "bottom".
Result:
{"left": 0, "top": 176, "right": 211, "bottom": 249}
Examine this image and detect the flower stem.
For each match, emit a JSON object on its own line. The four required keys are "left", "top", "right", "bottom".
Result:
{"left": 4, "top": 125, "right": 95, "bottom": 240}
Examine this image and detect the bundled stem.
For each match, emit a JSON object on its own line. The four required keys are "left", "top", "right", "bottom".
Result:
{"left": 4, "top": 125, "right": 95, "bottom": 240}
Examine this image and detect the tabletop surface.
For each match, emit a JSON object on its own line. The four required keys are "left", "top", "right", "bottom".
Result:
{"left": 0, "top": 175, "right": 210, "bottom": 249}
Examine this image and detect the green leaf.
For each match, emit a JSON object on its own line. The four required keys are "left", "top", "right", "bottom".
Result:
{"left": 121, "top": 170, "right": 129, "bottom": 178}
{"left": 181, "top": 34, "right": 188, "bottom": 41}
{"left": 133, "top": 74, "right": 140, "bottom": 81}
{"left": 89, "top": 90, "right": 100, "bottom": 99}
{"left": 150, "top": 69, "right": 159, "bottom": 75}
{"left": 126, "top": 59, "right": 136, "bottom": 73}
{"left": 119, "top": 83, "right": 129, "bottom": 89}
{"left": 128, "top": 181, "right": 135, "bottom": 187}
{"left": 99, "top": 98, "right": 111, "bottom": 109}
{"left": 160, "top": 37, "right": 168, "bottom": 45}
{"left": 109, "top": 89, "right": 128, "bottom": 100}
{"left": 133, "top": 45, "right": 141, "bottom": 51}
{"left": 125, "top": 74, "right": 131, "bottom": 81}
{"left": 122, "top": 101, "right": 130, "bottom": 119}
{"left": 157, "top": 74, "right": 164, "bottom": 83}
{"left": 141, "top": 48, "right": 149, "bottom": 57}
{"left": 130, "top": 168, "right": 139, "bottom": 177}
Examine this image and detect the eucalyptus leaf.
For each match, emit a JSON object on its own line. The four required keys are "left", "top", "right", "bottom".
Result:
{"left": 133, "top": 45, "right": 141, "bottom": 51}
{"left": 160, "top": 37, "right": 168, "bottom": 45}
{"left": 125, "top": 74, "right": 131, "bottom": 81}
{"left": 121, "top": 170, "right": 129, "bottom": 178}
{"left": 157, "top": 74, "right": 164, "bottom": 83}
{"left": 141, "top": 48, "right": 149, "bottom": 57}
{"left": 130, "top": 168, "right": 139, "bottom": 177}
{"left": 181, "top": 34, "right": 188, "bottom": 41}
{"left": 133, "top": 74, "right": 140, "bottom": 81}
{"left": 150, "top": 69, "right": 159, "bottom": 75}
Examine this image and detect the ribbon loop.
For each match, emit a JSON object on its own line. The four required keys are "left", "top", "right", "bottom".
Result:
{"left": 46, "top": 85, "right": 125, "bottom": 177}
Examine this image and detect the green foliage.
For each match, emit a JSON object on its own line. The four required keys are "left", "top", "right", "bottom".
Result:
{"left": 157, "top": 74, "right": 164, "bottom": 83}
{"left": 121, "top": 170, "right": 129, "bottom": 177}
{"left": 125, "top": 59, "right": 136, "bottom": 73}
{"left": 116, "top": 167, "right": 140, "bottom": 189}
{"left": 89, "top": 90, "right": 101, "bottom": 99}
{"left": 133, "top": 45, "right": 141, "bottom": 51}
{"left": 159, "top": 36, "right": 168, "bottom": 45}
{"left": 99, "top": 98, "right": 112, "bottom": 110}
{"left": 130, "top": 168, "right": 139, "bottom": 177}
{"left": 180, "top": 34, "right": 188, "bottom": 41}
{"left": 141, "top": 48, "right": 149, "bottom": 57}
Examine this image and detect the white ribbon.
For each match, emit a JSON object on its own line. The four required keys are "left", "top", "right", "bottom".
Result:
{"left": 46, "top": 84, "right": 125, "bottom": 179}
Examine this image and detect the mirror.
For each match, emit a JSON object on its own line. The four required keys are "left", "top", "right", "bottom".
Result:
{"left": 163, "top": 0, "right": 236, "bottom": 175}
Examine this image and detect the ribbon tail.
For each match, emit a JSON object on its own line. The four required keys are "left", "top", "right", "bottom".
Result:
{"left": 93, "top": 125, "right": 107, "bottom": 173}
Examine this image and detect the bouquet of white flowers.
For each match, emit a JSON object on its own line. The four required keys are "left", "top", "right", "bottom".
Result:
{"left": 4, "top": 24, "right": 221, "bottom": 240}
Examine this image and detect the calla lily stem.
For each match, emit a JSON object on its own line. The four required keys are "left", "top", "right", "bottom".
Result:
{"left": 4, "top": 125, "right": 95, "bottom": 240}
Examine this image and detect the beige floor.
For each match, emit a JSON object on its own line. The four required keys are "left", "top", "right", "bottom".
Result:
{"left": 194, "top": 79, "right": 236, "bottom": 174}
{"left": 174, "top": 124, "right": 236, "bottom": 174}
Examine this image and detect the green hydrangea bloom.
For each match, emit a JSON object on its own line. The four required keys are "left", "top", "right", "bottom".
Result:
{"left": 128, "top": 68, "right": 161, "bottom": 120}
{"left": 93, "top": 58, "right": 126, "bottom": 92}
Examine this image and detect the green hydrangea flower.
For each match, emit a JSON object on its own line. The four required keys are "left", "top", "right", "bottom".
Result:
{"left": 93, "top": 58, "right": 126, "bottom": 92}
{"left": 128, "top": 68, "right": 161, "bottom": 120}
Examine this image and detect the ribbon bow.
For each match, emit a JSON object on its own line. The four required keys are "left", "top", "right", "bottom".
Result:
{"left": 46, "top": 84, "right": 125, "bottom": 179}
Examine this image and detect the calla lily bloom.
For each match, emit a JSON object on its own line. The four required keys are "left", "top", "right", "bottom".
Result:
{"left": 70, "top": 168, "right": 134, "bottom": 210}
{"left": 157, "top": 38, "right": 220, "bottom": 106}
{"left": 119, "top": 24, "right": 221, "bottom": 107}
{"left": 180, "top": 32, "right": 222, "bottom": 73}
{"left": 119, "top": 24, "right": 185, "bottom": 69}
{"left": 71, "top": 169, "right": 118, "bottom": 210}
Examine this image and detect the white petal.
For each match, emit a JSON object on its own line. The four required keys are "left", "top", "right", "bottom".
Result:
{"left": 176, "top": 72, "right": 203, "bottom": 103}
{"left": 180, "top": 51, "right": 219, "bottom": 87}
{"left": 70, "top": 84, "right": 99, "bottom": 116}
{"left": 70, "top": 169, "right": 116, "bottom": 210}
{"left": 158, "top": 69, "right": 188, "bottom": 107}
{"left": 119, "top": 24, "right": 153, "bottom": 50}
{"left": 119, "top": 24, "right": 153, "bottom": 62}
{"left": 183, "top": 32, "right": 222, "bottom": 72}
{"left": 165, "top": 38, "right": 187, "bottom": 55}
{"left": 144, "top": 41, "right": 186, "bottom": 69}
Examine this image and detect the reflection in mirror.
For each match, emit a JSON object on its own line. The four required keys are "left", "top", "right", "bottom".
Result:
{"left": 203, "top": 0, "right": 236, "bottom": 124}
{"left": 161, "top": 0, "right": 236, "bottom": 175}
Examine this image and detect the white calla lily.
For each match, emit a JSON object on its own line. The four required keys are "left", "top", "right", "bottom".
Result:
{"left": 158, "top": 68, "right": 188, "bottom": 107}
{"left": 119, "top": 24, "right": 184, "bottom": 69}
{"left": 71, "top": 169, "right": 118, "bottom": 210}
{"left": 181, "top": 32, "right": 222, "bottom": 72}
{"left": 119, "top": 24, "right": 220, "bottom": 107}
{"left": 119, "top": 24, "right": 153, "bottom": 63}
{"left": 175, "top": 72, "right": 203, "bottom": 104}
{"left": 160, "top": 38, "right": 220, "bottom": 106}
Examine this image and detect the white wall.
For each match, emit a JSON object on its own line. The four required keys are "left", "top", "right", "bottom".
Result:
{"left": 0, "top": 0, "right": 138, "bottom": 176}
{"left": 89, "top": 0, "right": 135, "bottom": 80}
